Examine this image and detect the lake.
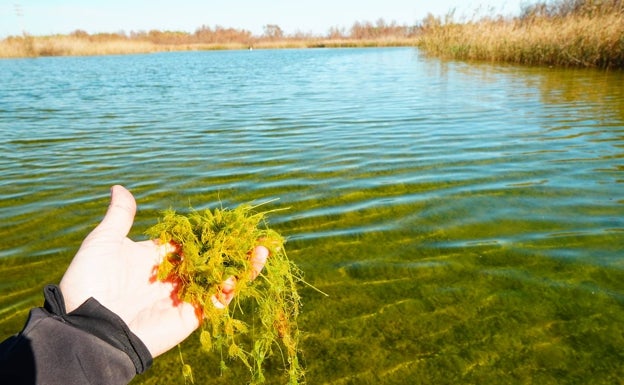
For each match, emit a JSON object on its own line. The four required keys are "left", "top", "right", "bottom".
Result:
{"left": 1, "top": 47, "right": 623, "bottom": 384}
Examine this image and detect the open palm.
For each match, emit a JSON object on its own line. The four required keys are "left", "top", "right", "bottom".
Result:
{"left": 59, "top": 185, "right": 267, "bottom": 357}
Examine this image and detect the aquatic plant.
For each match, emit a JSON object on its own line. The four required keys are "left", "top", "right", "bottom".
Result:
{"left": 145, "top": 203, "right": 304, "bottom": 384}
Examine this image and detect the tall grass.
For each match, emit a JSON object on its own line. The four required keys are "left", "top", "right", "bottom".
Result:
{"left": 416, "top": 0, "right": 624, "bottom": 69}
{"left": 0, "top": 35, "right": 419, "bottom": 58}
{"left": 0, "top": 35, "right": 164, "bottom": 58}
{"left": 3, "top": 1, "right": 623, "bottom": 68}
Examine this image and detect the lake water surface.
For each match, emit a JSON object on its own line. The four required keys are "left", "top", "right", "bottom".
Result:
{"left": 1, "top": 48, "right": 623, "bottom": 384}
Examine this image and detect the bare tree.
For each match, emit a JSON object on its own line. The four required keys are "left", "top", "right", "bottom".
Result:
{"left": 263, "top": 24, "right": 284, "bottom": 39}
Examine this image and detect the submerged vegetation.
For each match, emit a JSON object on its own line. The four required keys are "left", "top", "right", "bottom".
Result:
{"left": 1, "top": 45, "right": 624, "bottom": 384}
{"left": 145, "top": 203, "right": 304, "bottom": 384}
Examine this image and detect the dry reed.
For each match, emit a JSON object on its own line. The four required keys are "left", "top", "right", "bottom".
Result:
{"left": 0, "top": 34, "right": 419, "bottom": 58}
{"left": 0, "top": 35, "right": 166, "bottom": 58}
{"left": 416, "top": 0, "right": 624, "bottom": 69}
{"left": 0, "top": 19, "right": 417, "bottom": 59}
{"left": 2, "top": 2, "right": 622, "bottom": 69}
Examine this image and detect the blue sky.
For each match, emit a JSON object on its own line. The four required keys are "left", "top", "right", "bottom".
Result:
{"left": 2, "top": 1, "right": 528, "bottom": 38}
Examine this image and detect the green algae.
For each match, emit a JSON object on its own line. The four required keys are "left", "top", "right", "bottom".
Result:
{"left": 145, "top": 203, "right": 304, "bottom": 384}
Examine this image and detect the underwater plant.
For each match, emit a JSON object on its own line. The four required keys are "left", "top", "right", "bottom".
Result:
{"left": 145, "top": 203, "right": 304, "bottom": 384}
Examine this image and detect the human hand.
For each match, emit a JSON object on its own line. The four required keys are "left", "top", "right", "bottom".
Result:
{"left": 59, "top": 185, "right": 268, "bottom": 357}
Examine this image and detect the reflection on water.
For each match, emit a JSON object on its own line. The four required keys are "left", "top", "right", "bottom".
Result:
{"left": 1, "top": 48, "right": 623, "bottom": 384}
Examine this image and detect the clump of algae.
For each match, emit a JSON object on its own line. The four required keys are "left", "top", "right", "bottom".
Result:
{"left": 145, "top": 203, "right": 304, "bottom": 384}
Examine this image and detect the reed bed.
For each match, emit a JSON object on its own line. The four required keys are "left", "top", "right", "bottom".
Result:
{"left": 253, "top": 37, "right": 418, "bottom": 49}
{"left": 0, "top": 19, "right": 418, "bottom": 59}
{"left": 0, "top": 35, "right": 418, "bottom": 58}
{"left": 4, "top": 0, "right": 622, "bottom": 69}
{"left": 416, "top": 0, "right": 624, "bottom": 69}
{"left": 0, "top": 35, "right": 168, "bottom": 58}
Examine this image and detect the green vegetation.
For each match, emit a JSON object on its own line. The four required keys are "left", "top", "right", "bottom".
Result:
{"left": 417, "top": 0, "right": 624, "bottom": 69}
{"left": 145, "top": 204, "right": 303, "bottom": 384}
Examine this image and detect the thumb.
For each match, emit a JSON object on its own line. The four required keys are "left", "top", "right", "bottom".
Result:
{"left": 95, "top": 185, "right": 137, "bottom": 238}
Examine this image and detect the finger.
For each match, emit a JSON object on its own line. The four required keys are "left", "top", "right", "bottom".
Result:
{"left": 250, "top": 245, "right": 269, "bottom": 280}
{"left": 95, "top": 185, "right": 137, "bottom": 237}
{"left": 210, "top": 245, "right": 269, "bottom": 309}
{"left": 211, "top": 276, "right": 237, "bottom": 309}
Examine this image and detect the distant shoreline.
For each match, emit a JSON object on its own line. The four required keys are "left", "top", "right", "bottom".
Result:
{"left": 0, "top": 35, "right": 419, "bottom": 59}
{"left": 2, "top": 1, "right": 623, "bottom": 69}
{"left": 0, "top": 21, "right": 420, "bottom": 59}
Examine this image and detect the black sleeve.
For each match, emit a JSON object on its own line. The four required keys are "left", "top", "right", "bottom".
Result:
{"left": 0, "top": 285, "right": 153, "bottom": 385}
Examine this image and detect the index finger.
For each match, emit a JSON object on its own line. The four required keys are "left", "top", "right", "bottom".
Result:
{"left": 250, "top": 245, "right": 269, "bottom": 280}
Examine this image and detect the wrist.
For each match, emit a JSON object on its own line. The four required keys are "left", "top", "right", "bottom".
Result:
{"left": 43, "top": 284, "right": 153, "bottom": 373}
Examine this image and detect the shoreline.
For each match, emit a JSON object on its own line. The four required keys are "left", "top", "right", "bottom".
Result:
{"left": 416, "top": 1, "right": 624, "bottom": 70}
{"left": 0, "top": 35, "right": 419, "bottom": 59}
{"left": 2, "top": 1, "right": 623, "bottom": 70}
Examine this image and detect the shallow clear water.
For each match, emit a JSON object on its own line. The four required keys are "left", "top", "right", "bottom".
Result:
{"left": 1, "top": 48, "right": 623, "bottom": 384}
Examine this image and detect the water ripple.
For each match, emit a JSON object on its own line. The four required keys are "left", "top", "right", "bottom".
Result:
{"left": 1, "top": 48, "right": 624, "bottom": 383}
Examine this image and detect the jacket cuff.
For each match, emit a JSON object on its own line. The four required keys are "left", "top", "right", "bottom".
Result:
{"left": 42, "top": 284, "right": 153, "bottom": 373}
